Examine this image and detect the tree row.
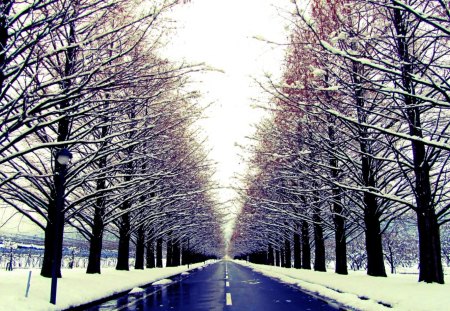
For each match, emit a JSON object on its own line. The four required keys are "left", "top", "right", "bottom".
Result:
{"left": 231, "top": 0, "right": 449, "bottom": 284}
{"left": 0, "top": 0, "right": 223, "bottom": 278}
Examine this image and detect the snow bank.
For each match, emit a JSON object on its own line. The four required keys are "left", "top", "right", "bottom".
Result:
{"left": 235, "top": 261, "right": 450, "bottom": 311}
{"left": 129, "top": 287, "right": 145, "bottom": 294}
{"left": 0, "top": 261, "right": 213, "bottom": 311}
{"left": 152, "top": 278, "right": 172, "bottom": 285}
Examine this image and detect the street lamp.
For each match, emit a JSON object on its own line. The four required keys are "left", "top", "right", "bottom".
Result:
{"left": 56, "top": 148, "right": 72, "bottom": 165}
{"left": 50, "top": 148, "right": 72, "bottom": 305}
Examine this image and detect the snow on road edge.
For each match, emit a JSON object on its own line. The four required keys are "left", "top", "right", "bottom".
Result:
{"left": 234, "top": 260, "right": 450, "bottom": 311}
{"left": 0, "top": 261, "right": 216, "bottom": 311}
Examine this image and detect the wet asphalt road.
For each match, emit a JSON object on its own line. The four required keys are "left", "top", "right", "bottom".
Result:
{"left": 86, "top": 261, "right": 337, "bottom": 311}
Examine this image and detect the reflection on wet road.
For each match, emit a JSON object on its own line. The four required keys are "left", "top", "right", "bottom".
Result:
{"left": 86, "top": 261, "right": 338, "bottom": 311}
{"left": 87, "top": 263, "right": 225, "bottom": 311}
{"left": 226, "top": 262, "right": 336, "bottom": 311}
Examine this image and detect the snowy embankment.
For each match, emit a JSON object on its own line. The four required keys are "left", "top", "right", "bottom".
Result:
{"left": 0, "top": 261, "right": 213, "bottom": 311}
{"left": 235, "top": 260, "right": 450, "bottom": 311}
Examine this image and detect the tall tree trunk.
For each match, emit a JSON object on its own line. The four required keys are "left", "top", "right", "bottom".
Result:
{"left": 360, "top": 137, "right": 386, "bottom": 277}
{"left": 173, "top": 240, "right": 181, "bottom": 266}
{"left": 40, "top": 14, "right": 76, "bottom": 279}
{"left": 391, "top": 3, "right": 443, "bottom": 283}
{"left": 350, "top": 55, "right": 386, "bottom": 277}
{"left": 86, "top": 207, "right": 104, "bottom": 274}
{"left": 181, "top": 242, "right": 188, "bottom": 265}
{"left": 275, "top": 249, "right": 281, "bottom": 267}
{"left": 280, "top": 247, "right": 286, "bottom": 267}
{"left": 156, "top": 238, "right": 163, "bottom": 267}
{"left": 116, "top": 130, "right": 135, "bottom": 271}
{"left": 417, "top": 212, "right": 443, "bottom": 283}
{"left": 313, "top": 205, "right": 326, "bottom": 272}
{"left": 293, "top": 230, "right": 301, "bottom": 269}
{"left": 87, "top": 146, "right": 107, "bottom": 274}
{"left": 301, "top": 220, "right": 311, "bottom": 269}
{"left": 364, "top": 193, "right": 386, "bottom": 277}
{"left": 182, "top": 239, "right": 190, "bottom": 266}
{"left": 284, "top": 238, "right": 292, "bottom": 268}
{"left": 166, "top": 238, "right": 173, "bottom": 267}
{"left": 332, "top": 187, "right": 348, "bottom": 275}
{"left": 387, "top": 244, "right": 395, "bottom": 274}
{"left": 326, "top": 112, "right": 348, "bottom": 275}
{"left": 41, "top": 195, "right": 64, "bottom": 278}
{"left": 134, "top": 226, "right": 145, "bottom": 270}
{"left": 268, "top": 244, "right": 275, "bottom": 266}
{"left": 146, "top": 240, "right": 155, "bottom": 268}
{"left": 328, "top": 122, "right": 348, "bottom": 274}
{"left": 116, "top": 211, "right": 130, "bottom": 271}
{"left": 334, "top": 211, "right": 347, "bottom": 275}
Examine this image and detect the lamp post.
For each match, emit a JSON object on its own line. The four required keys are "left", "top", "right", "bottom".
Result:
{"left": 50, "top": 148, "right": 72, "bottom": 305}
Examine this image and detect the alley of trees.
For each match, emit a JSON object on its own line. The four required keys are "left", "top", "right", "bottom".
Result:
{"left": 0, "top": 0, "right": 223, "bottom": 278}
{"left": 231, "top": 0, "right": 450, "bottom": 284}
{"left": 2, "top": 0, "right": 450, "bottom": 289}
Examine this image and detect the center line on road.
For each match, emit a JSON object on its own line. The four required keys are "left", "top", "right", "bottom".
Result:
{"left": 226, "top": 281, "right": 230, "bottom": 287}
{"left": 226, "top": 293, "right": 232, "bottom": 306}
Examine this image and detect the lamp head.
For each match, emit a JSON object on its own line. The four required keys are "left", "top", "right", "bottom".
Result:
{"left": 56, "top": 148, "right": 72, "bottom": 165}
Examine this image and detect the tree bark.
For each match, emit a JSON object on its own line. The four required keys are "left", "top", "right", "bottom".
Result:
{"left": 293, "top": 230, "right": 301, "bottom": 269}
{"left": 284, "top": 238, "right": 292, "bottom": 268}
{"left": 275, "top": 249, "right": 281, "bottom": 267}
{"left": 182, "top": 239, "right": 190, "bottom": 266}
{"left": 41, "top": 197, "right": 64, "bottom": 277}
{"left": 156, "top": 238, "right": 163, "bottom": 267}
{"left": 313, "top": 205, "right": 326, "bottom": 272}
{"left": 417, "top": 206, "right": 443, "bottom": 283}
{"left": 268, "top": 244, "right": 275, "bottom": 266}
{"left": 301, "top": 220, "right": 311, "bottom": 269}
{"left": 326, "top": 114, "right": 348, "bottom": 275}
{"left": 347, "top": 39, "right": 386, "bottom": 277}
{"left": 334, "top": 214, "right": 348, "bottom": 275}
{"left": 387, "top": 245, "right": 395, "bottom": 274}
{"left": 166, "top": 238, "right": 173, "bottom": 267}
{"left": 87, "top": 151, "right": 107, "bottom": 274}
{"left": 86, "top": 206, "right": 103, "bottom": 274}
{"left": 364, "top": 193, "right": 386, "bottom": 277}
{"left": 134, "top": 226, "right": 145, "bottom": 270}
{"left": 41, "top": 13, "right": 76, "bottom": 279}
{"left": 146, "top": 240, "right": 155, "bottom": 268}
{"left": 391, "top": 3, "right": 443, "bottom": 283}
{"left": 173, "top": 240, "right": 181, "bottom": 266}
{"left": 116, "top": 211, "right": 130, "bottom": 271}
{"left": 40, "top": 98, "right": 71, "bottom": 278}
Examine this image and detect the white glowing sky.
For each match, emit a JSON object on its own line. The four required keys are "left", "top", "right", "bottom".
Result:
{"left": 165, "top": 0, "right": 291, "bottom": 240}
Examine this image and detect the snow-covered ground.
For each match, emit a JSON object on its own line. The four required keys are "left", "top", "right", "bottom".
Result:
{"left": 3, "top": 259, "right": 448, "bottom": 311}
{"left": 235, "top": 260, "right": 450, "bottom": 311}
{"left": 0, "top": 261, "right": 212, "bottom": 311}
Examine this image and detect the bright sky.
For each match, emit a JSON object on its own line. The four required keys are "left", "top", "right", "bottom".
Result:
{"left": 165, "top": 0, "right": 291, "bottom": 240}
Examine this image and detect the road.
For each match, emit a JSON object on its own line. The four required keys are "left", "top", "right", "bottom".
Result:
{"left": 86, "top": 261, "right": 338, "bottom": 311}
